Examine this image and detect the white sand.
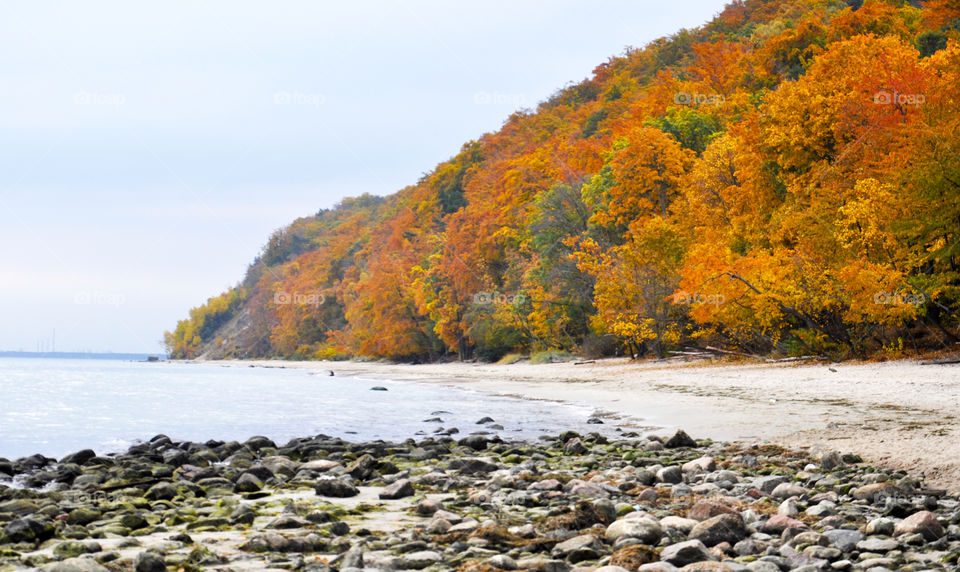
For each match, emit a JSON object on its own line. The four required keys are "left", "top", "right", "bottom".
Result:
{"left": 212, "top": 357, "right": 960, "bottom": 492}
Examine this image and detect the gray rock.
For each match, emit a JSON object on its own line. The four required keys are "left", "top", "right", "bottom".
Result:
{"left": 660, "top": 539, "right": 716, "bottom": 567}
{"left": 379, "top": 478, "right": 415, "bottom": 499}
{"left": 235, "top": 471, "right": 263, "bottom": 492}
{"left": 134, "top": 551, "right": 166, "bottom": 572}
{"left": 515, "top": 557, "right": 570, "bottom": 572}
{"left": 688, "top": 513, "right": 748, "bottom": 546}
{"left": 664, "top": 430, "right": 697, "bottom": 448}
{"left": 823, "top": 529, "right": 864, "bottom": 552}
{"left": 403, "top": 550, "right": 443, "bottom": 569}
{"left": 315, "top": 477, "right": 359, "bottom": 497}
{"left": 770, "top": 482, "right": 807, "bottom": 499}
{"left": 551, "top": 534, "right": 603, "bottom": 563}
{"left": 605, "top": 517, "right": 663, "bottom": 544}
{"left": 856, "top": 537, "right": 899, "bottom": 552}
{"left": 488, "top": 554, "right": 518, "bottom": 570}
{"left": 753, "top": 475, "right": 786, "bottom": 495}
{"left": 657, "top": 466, "right": 683, "bottom": 484}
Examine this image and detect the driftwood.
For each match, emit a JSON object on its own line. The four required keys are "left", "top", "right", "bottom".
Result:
{"left": 920, "top": 356, "right": 960, "bottom": 365}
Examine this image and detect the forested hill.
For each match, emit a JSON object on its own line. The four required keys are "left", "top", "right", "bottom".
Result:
{"left": 165, "top": 0, "right": 960, "bottom": 362}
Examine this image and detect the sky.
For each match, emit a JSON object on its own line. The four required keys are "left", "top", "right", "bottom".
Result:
{"left": 0, "top": 0, "right": 730, "bottom": 354}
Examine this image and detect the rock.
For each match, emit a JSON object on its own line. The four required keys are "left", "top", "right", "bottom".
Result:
{"left": 595, "top": 567, "right": 631, "bottom": 572}
{"left": 267, "top": 515, "right": 311, "bottom": 529}
{"left": 67, "top": 507, "right": 102, "bottom": 526}
{"left": 823, "top": 529, "right": 864, "bottom": 552}
{"left": 342, "top": 543, "right": 365, "bottom": 568}
{"left": 530, "top": 478, "right": 563, "bottom": 491}
{"left": 665, "top": 430, "right": 697, "bottom": 448}
{"left": 551, "top": 534, "right": 603, "bottom": 563}
{"left": 677, "top": 563, "right": 735, "bottom": 571}
{"left": 403, "top": 550, "right": 443, "bottom": 569}
{"left": 851, "top": 482, "right": 902, "bottom": 502}
{"left": 759, "top": 514, "right": 807, "bottom": 534}
{"left": 235, "top": 471, "right": 263, "bottom": 492}
{"left": 564, "top": 437, "right": 589, "bottom": 455}
{"left": 39, "top": 558, "right": 110, "bottom": 572}
{"left": 856, "top": 537, "right": 899, "bottom": 552}
{"left": 682, "top": 456, "right": 716, "bottom": 474}
{"left": 865, "top": 517, "right": 895, "bottom": 535}
{"left": 688, "top": 514, "right": 748, "bottom": 546}
{"left": 315, "top": 477, "right": 359, "bottom": 497}
{"left": 459, "top": 435, "right": 489, "bottom": 451}
{"left": 777, "top": 498, "right": 798, "bottom": 516}
{"left": 689, "top": 500, "right": 738, "bottom": 521}
{"left": 3, "top": 517, "right": 54, "bottom": 543}
{"left": 54, "top": 541, "right": 93, "bottom": 558}
{"left": 370, "top": 386, "right": 388, "bottom": 391}
{"left": 60, "top": 449, "right": 97, "bottom": 465}
{"left": 609, "top": 544, "right": 658, "bottom": 568}
{"left": 661, "top": 516, "right": 699, "bottom": 534}
{"left": 753, "top": 475, "right": 787, "bottom": 495}
{"left": 380, "top": 478, "right": 415, "bottom": 499}
{"left": 488, "top": 554, "right": 518, "bottom": 569}
{"left": 893, "top": 510, "right": 944, "bottom": 540}
{"left": 144, "top": 481, "right": 178, "bottom": 501}
{"left": 770, "top": 482, "right": 807, "bottom": 499}
{"left": 657, "top": 466, "right": 683, "bottom": 484}
{"left": 605, "top": 517, "right": 663, "bottom": 544}
{"left": 345, "top": 454, "right": 377, "bottom": 480}
{"left": 449, "top": 456, "right": 499, "bottom": 474}
{"left": 260, "top": 455, "right": 300, "bottom": 477}
{"left": 300, "top": 459, "right": 341, "bottom": 472}
{"left": 819, "top": 451, "right": 843, "bottom": 470}
{"left": 416, "top": 498, "right": 441, "bottom": 515}
{"left": 134, "top": 551, "right": 166, "bottom": 572}
{"left": 660, "top": 539, "right": 717, "bottom": 567}
{"left": 476, "top": 416, "right": 496, "bottom": 425}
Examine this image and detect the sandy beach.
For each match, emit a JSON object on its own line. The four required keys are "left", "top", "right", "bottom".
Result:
{"left": 215, "top": 357, "right": 960, "bottom": 493}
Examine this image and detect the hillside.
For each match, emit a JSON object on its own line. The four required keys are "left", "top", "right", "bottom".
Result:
{"left": 165, "top": 0, "right": 960, "bottom": 362}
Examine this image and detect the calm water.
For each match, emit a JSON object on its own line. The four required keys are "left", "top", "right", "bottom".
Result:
{"left": 0, "top": 358, "right": 611, "bottom": 460}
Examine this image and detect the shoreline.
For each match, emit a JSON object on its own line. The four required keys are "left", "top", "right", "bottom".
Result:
{"left": 200, "top": 357, "right": 960, "bottom": 494}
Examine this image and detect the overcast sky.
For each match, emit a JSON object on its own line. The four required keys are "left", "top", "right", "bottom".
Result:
{"left": 0, "top": 0, "right": 729, "bottom": 354}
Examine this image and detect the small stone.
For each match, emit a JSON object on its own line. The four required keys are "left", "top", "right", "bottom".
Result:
{"left": 823, "top": 529, "right": 864, "bottom": 552}
{"left": 488, "top": 555, "right": 518, "bottom": 570}
{"left": 605, "top": 517, "right": 663, "bottom": 544}
{"left": 144, "top": 481, "right": 177, "bottom": 501}
{"left": 134, "top": 551, "right": 166, "bottom": 572}
{"left": 403, "top": 550, "right": 443, "bottom": 569}
{"left": 770, "top": 482, "right": 807, "bottom": 499}
{"left": 689, "top": 500, "right": 738, "bottom": 521}
{"left": 689, "top": 514, "right": 748, "bottom": 547}
{"left": 856, "top": 537, "right": 899, "bottom": 552}
{"left": 609, "top": 544, "right": 657, "bottom": 569}
{"left": 657, "top": 466, "right": 683, "bottom": 484}
{"left": 893, "top": 510, "right": 944, "bottom": 540}
{"left": 682, "top": 456, "right": 716, "bottom": 474}
{"left": 235, "top": 472, "right": 263, "bottom": 492}
{"left": 660, "top": 539, "right": 717, "bottom": 567}
{"left": 664, "top": 430, "right": 697, "bottom": 448}
{"left": 564, "top": 437, "right": 589, "bottom": 455}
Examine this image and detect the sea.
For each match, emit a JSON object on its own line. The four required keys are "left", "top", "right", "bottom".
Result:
{"left": 0, "top": 358, "right": 617, "bottom": 462}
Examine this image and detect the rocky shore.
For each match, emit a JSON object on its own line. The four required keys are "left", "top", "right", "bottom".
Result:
{"left": 1, "top": 429, "right": 958, "bottom": 572}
